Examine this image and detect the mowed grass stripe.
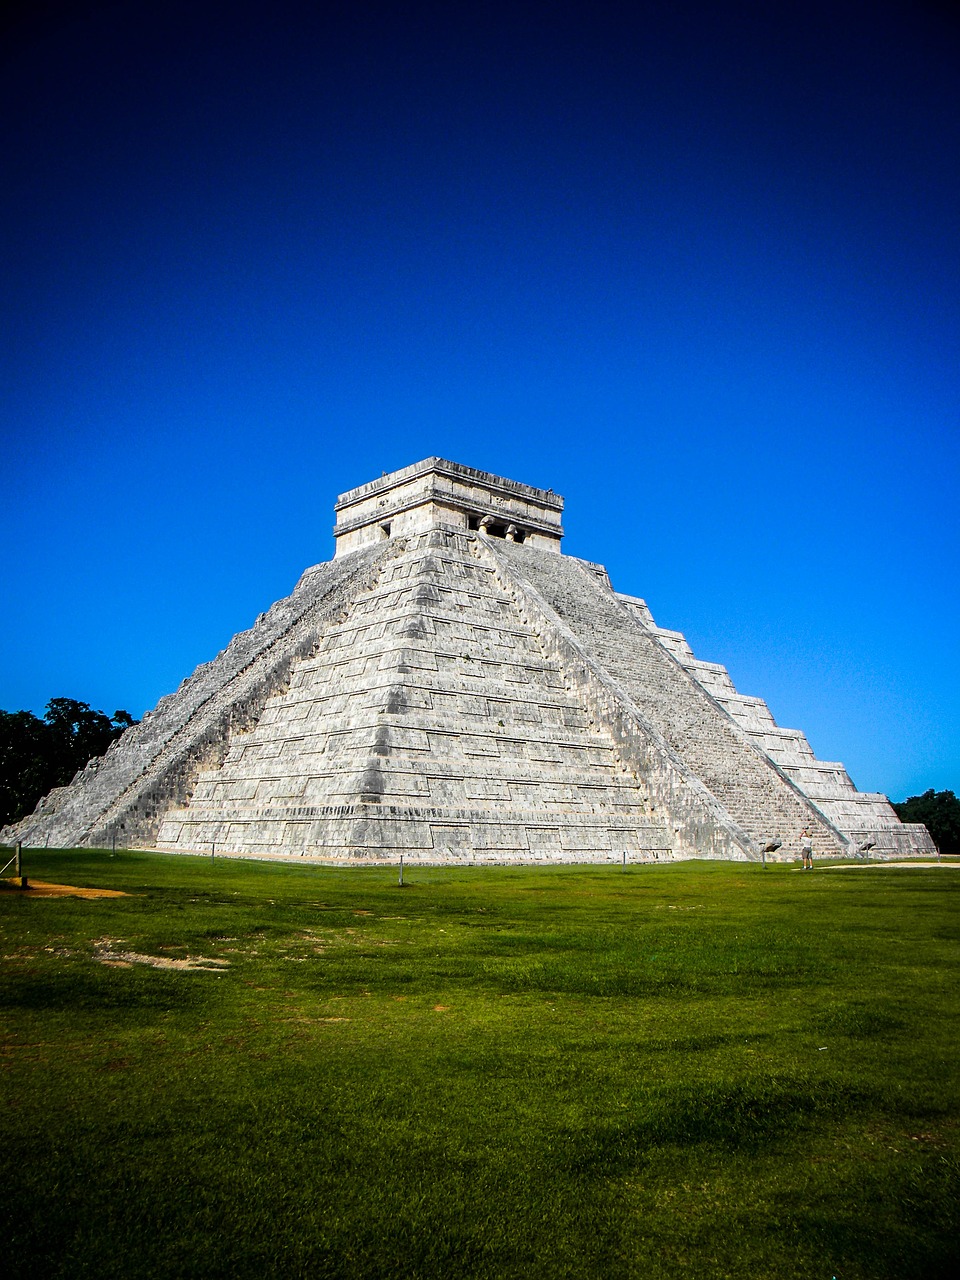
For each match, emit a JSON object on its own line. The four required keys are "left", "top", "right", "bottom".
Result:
{"left": 1, "top": 851, "right": 958, "bottom": 1279}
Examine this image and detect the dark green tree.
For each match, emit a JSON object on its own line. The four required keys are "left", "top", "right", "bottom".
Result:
{"left": 0, "top": 709, "right": 58, "bottom": 830}
{"left": 0, "top": 699, "right": 137, "bottom": 829}
{"left": 891, "top": 789, "right": 960, "bottom": 856}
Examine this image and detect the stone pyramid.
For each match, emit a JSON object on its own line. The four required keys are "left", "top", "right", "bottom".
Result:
{"left": 3, "top": 458, "right": 934, "bottom": 863}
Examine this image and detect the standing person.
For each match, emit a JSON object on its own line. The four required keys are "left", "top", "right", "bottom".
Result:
{"left": 800, "top": 827, "right": 814, "bottom": 871}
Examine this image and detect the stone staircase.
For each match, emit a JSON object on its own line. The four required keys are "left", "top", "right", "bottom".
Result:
{"left": 615, "top": 594, "right": 936, "bottom": 858}
{"left": 495, "top": 540, "right": 848, "bottom": 859}
{"left": 154, "top": 528, "right": 672, "bottom": 862}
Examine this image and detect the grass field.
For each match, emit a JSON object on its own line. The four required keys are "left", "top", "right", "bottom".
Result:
{"left": 1, "top": 850, "right": 958, "bottom": 1279}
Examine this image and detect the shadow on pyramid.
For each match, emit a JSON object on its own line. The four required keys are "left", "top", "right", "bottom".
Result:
{"left": 3, "top": 459, "right": 934, "bottom": 864}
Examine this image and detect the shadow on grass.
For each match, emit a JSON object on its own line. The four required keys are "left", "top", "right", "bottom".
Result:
{"left": 0, "top": 967, "right": 212, "bottom": 1013}
{"left": 561, "top": 1078, "right": 877, "bottom": 1168}
{"left": 792, "top": 1157, "right": 960, "bottom": 1280}
{"left": 813, "top": 1001, "right": 906, "bottom": 1038}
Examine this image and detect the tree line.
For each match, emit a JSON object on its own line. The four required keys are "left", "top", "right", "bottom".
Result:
{"left": 891, "top": 790, "right": 960, "bottom": 856}
{"left": 0, "top": 699, "right": 137, "bottom": 829}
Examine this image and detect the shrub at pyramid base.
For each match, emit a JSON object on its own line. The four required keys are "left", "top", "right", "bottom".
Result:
{"left": 2, "top": 459, "right": 934, "bottom": 863}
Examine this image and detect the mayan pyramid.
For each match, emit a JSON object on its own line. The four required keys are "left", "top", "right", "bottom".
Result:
{"left": 3, "top": 458, "right": 934, "bottom": 863}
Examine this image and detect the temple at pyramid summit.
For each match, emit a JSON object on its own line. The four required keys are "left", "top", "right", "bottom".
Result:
{"left": 3, "top": 458, "right": 934, "bottom": 863}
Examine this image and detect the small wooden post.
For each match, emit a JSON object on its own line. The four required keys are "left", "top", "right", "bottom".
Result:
{"left": 398, "top": 855, "right": 404, "bottom": 887}
{"left": 16, "top": 841, "right": 22, "bottom": 878}
{"left": 622, "top": 849, "right": 626, "bottom": 870}
{"left": 211, "top": 841, "right": 215, "bottom": 864}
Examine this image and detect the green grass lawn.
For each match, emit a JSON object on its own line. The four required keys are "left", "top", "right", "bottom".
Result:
{"left": 1, "top": 851, "right": 958, "bottom": 1279}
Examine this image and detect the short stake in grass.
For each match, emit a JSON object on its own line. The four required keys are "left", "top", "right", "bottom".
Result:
{"left": 0, "top": 841, "right": 27, "bottom": 888}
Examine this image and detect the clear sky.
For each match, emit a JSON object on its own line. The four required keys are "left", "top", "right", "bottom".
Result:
{"left": 1, "top": 0, "right": 957, "bottom": 802}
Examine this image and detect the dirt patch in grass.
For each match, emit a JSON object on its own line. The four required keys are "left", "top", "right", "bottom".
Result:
{"left": 93, "top": 941, "right": 229, "bottom": 972}
{"left": 2, "top": 879, "right": 129, "bottom": 898}
{"left": 820, "top": 861, "right": 960, "bottom": 871}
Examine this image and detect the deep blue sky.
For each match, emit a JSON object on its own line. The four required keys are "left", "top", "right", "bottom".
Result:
{"left": 2, "top": 0, "right": 957, "bottom": 801}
